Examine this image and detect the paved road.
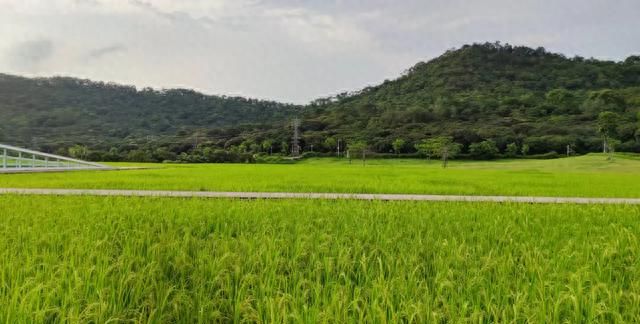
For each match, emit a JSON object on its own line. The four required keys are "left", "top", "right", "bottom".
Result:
{"left": 1, "top": 188, "right": 639, "bottom": 204}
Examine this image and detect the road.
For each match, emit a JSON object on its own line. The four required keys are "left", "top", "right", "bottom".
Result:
{"left": 1, "top": 188, "right": 639, "bottom": 204}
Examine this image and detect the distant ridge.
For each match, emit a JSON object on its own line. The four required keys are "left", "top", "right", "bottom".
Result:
{"left": 0, "top": 42, "right": 638, "bottom": 161}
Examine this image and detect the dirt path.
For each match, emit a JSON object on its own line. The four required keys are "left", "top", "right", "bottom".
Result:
{"left": 1, "top": 188, "right": 639, "bottom": 204}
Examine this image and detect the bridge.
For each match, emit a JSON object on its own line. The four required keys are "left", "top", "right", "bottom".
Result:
{"left": 0, "top": 143, "right": 112, "bottom": 173}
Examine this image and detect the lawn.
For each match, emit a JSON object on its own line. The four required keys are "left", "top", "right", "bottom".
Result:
{"left": 0, "top": 195, "right": 638, "bottom": 322}
{"left": 1, "top": 154, "right": 639, "bottom": 197}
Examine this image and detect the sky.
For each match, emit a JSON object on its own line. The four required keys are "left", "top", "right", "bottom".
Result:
{"left": 1, "top": 0, "right": 639, "bottom": 104}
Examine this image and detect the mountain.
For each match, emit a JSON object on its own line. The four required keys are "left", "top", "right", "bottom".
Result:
{"left": 0, "top": 42, "right": 639, "bottom": 162}
{"left": 0, "top": 74, "right": 300, "bottom": 157}
{"left": 302, "top": 42, "right": 640, "bottom": 156}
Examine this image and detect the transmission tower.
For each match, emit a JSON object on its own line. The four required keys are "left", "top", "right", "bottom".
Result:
{"left": 291, "top": 118, "right": 301, "bottom": 157}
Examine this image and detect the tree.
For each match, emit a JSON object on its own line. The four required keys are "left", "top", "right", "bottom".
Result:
{"left": 415, "top": 137, "right": 462, "bottom": 168}
{"left": 250, "top": 143, "right": 261, "bottom": 153}
{"left": 103, "top": 147, "right": 122, "bottom": 162}
{"left": 469, "top": 140, "right": 499, "bottom": 160}
{"left": 415, "top": 140, "right": 437, "bottom": 162}
{"left": 521, "top": 144, "right": 530, "bottom": 156}
{"left": 238, "top": 141, "right": 250, "bottom": 153}
{"left": 392, "top": 138, "right": 406, "bottom": 155}
{"left": 608, "top": 139, "right": 621, "bottom": 158}
{"left": 505, "top": 142, "right": 519, "bottom": 157}
{"left": 262, "top": 139, "right": 274, "bottom": 155}
{"left": 152, "top": 147, "right": 176, "bottom": 162}
{"left": 546, "top": 88, "right": 578, "bottom": 113}
{"left": 597, "top": 111, "right": 621, "bottom": 158}
{"left": 126, "top": 149, "right": 152, "bottom": 162}
{"left": 625, "top": 55, "right": 640, "bottom": 65}
{"left": 636, "top": 111, "right": 640, "bottom": 143}
{"left": 588, "top": 90, "right": 626, "bottom": 113}
{"left": 280, "top": 141, "right": 289, "bottom": 155}
{"left": 348, "top": 141, "right": 368, "bottom": 166}
{"left": 324, "top": 137, "right": 337, "bottom": 153}
{"left": 68, "top": 144, "right": 89, "bottom": 160}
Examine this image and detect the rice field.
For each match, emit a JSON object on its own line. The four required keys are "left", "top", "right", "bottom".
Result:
{"left": 1, "top": 195, "right": 639, "bottom": 322}
{"left": 1, "top": 154, "right": 640, "bottom": 197}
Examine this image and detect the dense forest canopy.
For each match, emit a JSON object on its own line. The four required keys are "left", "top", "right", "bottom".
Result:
{"left": 1, "top": 42, "right": 639, "bottom": 162}
{"left": 304, "top": 42, "right": 640, "bottom": 157}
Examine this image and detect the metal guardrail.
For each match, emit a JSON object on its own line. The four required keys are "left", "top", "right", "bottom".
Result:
{"left": 0, "top": 143, "right": 110, "bottom": 171}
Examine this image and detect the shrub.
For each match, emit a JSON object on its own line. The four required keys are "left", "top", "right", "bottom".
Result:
{"left": 469, "top": 140, "right": 500, "bottom": 160}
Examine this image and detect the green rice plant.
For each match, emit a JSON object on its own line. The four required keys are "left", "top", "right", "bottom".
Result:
{"left": 0, "top": 196, "right": 639, "bottom": 322}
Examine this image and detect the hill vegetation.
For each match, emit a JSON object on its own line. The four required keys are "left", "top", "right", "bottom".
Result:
{"left": 1, "top": 42, "right": 639, "bottom": 162}
{"left": 0, "top": 74, "right": 299, "bottom": 161}
{"left": 304, "top": 42, "right": 640, "bottom": 158}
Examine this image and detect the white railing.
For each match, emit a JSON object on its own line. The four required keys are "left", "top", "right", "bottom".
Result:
{"left": 0, "top": 143, "right": 110, "bottom": 171}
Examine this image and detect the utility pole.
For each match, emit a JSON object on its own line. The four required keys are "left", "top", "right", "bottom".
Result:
{"left": 291, "top": 118, "right": 301, "bottom": 157}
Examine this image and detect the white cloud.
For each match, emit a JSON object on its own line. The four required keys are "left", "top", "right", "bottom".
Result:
{"left": 0, "top": 0, "right": 638, "bottom": 103}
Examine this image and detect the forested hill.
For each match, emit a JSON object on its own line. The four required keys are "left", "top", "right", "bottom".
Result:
{"left": 303, "top": 42, "right": 640, "bottom": 156}
{"left": 1, "top": 42, "right": 639, "bottom": 162}
{"left": 0, "top": 73, "right": 300, "bottom": 152}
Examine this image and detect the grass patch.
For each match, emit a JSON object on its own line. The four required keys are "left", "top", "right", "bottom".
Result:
{"left": 0, "top": 154, "right": 639, "bottom": 197}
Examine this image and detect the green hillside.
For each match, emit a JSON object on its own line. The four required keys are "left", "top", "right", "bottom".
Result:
{"left": 303, "top": 42, "right": 640, "bottom": 155}
{"left": 0, "top": 42, "right": 639, "bottom": 162}
{"left": 0, "top": 74, "right": 300, "bottom": 157}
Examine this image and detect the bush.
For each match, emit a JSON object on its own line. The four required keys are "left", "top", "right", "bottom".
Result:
{"left": 177, "top": 150, "right": 255, "bottom": 163}
{"left": 617, "top": 141, "right": 640, "bottom": 153}
{"left": 505, "top": 142, "right": 519, "bottom": 157}
{"left": 469, "top": 140, "right": 500, "bottom": 160}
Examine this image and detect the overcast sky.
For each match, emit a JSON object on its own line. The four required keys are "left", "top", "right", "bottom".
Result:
{"left": 1, "top": 0, "right": 639, "bottom": 103}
